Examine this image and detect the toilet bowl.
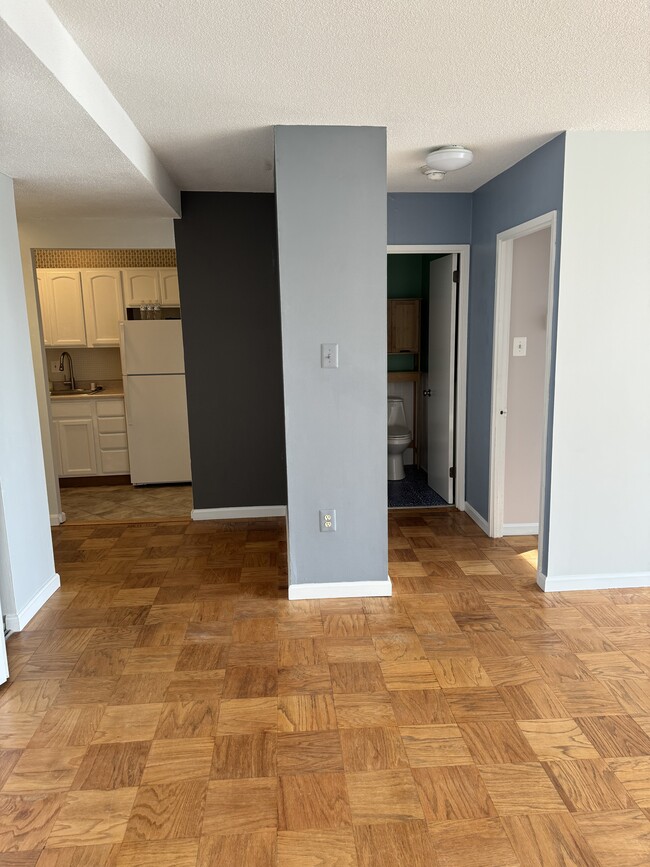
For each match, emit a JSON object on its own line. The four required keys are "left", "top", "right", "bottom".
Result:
{"left": 388, "top": 396, "right": 412, "bottom": 481}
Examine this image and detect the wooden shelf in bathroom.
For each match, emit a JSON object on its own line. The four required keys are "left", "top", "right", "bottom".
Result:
{"left": 388, "top": 372, "right": 420, "bottom": 383}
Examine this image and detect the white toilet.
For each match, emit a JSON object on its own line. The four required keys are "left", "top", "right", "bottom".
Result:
{"left": 387, "top": 396, "right": 412, "bottom": 481}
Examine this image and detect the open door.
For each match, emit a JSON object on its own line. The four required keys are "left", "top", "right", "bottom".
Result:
{"left": 426, "top": 255, "right": 456, "bottom": 503}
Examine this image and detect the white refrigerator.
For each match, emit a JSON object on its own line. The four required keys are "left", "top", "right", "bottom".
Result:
{"left": 119, "top": 320, "right": 192, "bottom": 485}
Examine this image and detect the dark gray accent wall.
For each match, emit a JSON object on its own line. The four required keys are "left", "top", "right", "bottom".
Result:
{"left": 173, "top": 192, "right": 287, "bottom": 510}
{"left": 388, "top": 193, "right": 472, "bottom": 244}
{"left": 466, "top": 134, "right": 565, "bottom": 572}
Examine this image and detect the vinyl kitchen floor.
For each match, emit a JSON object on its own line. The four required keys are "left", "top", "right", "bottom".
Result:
{"left": 1, "top": 511, "right": 649, "bottom": 864}
{"left": 60, "top": 484, "right": 193, "bottom": 522}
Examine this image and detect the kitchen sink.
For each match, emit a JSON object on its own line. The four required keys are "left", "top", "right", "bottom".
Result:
{"left": 53, "top": 387, "right": 101, "bottom": 396}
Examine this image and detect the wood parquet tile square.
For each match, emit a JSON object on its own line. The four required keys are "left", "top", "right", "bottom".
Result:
{"left": 0, "top": 513, "right": 646, "bottom": 863}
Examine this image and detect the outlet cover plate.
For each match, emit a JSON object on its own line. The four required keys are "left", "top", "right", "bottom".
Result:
{"left": 319, "top": 509, "right": 336, "bottom": 532}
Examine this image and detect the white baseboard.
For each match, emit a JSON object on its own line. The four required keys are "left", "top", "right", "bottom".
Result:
{"left": 50, "top": 512, "right": 66, "bottom": 526}
{"left": 5, "top": 573, "right": 61, "bottom": 632}
{"left": 289, "top": 578, "right": 392, "bottom": 601}
{"left": 503, "top": 522, "right": 539, "bottom": 536}
{"left": 538, "top": 570, "right": 650, "bottom": 593}
{"left": 464, "top": 502, "right": 489, "bottom": 535}
{"left": 192, "top": 506, "right": 286, "bottom": 521}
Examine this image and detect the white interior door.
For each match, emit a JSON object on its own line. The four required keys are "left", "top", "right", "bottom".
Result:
{"left": 426, "top": 255, "right": 456, "bottom": 503}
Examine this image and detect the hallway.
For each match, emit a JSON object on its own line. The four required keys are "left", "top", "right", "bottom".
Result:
{"left": 0, "top": 511, "right": 648, "bottom": 864}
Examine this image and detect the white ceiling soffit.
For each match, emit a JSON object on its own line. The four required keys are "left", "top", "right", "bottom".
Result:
{"left": 0, "top": 0, "right": 179, "bottom": 216}
{"left": 3, "top": 0, "right": 649, "bottom": 217}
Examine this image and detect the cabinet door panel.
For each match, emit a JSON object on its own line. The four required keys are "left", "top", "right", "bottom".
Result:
{"left": 389, "top": 299, "right": 420, "bottom": 353}
{"left": 100, "top": 449, "right": 130, "bottom": 474}
{"left": 122, "top": 269, "right": 161, "bottom": 306}
{"left": 48, "top": 271, "right": 87, "bottom": 346}
{"left": 57, "top": 419, "right": 97, "bottom": 476}
{"left": 81, "top": 270, "right": 124, "bottom": 346}
{"left": 159, "top": 269, "right": 180, "bottom": 305}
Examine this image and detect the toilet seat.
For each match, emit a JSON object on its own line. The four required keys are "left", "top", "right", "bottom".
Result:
{"left": 388, "top": 424, "right": 411, "bottom": 441}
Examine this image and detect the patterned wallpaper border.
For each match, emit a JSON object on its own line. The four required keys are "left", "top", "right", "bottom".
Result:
{"left": 34, "top": 249, "right": 176, "bottom": 268}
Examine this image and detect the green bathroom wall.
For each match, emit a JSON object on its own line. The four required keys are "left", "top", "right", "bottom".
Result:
{"left": 387, "top": 253, "right": 443, "bottom": 372}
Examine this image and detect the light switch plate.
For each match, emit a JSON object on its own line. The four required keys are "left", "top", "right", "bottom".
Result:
{"left": 513, "top": 337, "right": 527, "bottom": 357}
{"left": 51, "top": 361, "right": 59, "bottom": 373}
{"left": 321, "top": 343, "right": 339, "bottom": 368}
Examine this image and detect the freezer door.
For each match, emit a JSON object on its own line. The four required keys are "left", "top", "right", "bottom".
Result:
{"left": 120, "top": 320, "right": 186, "bottom": 374}
{"left": 124, "top": 374, "right": 192, "bottom": 484}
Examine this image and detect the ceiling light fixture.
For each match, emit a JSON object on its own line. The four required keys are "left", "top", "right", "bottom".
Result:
{"left": 420, "top": 145, "right": 474, "bottom": 181}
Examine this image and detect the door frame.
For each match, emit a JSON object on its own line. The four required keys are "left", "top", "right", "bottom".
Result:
{"left": 387, "top": 244, "right": 469, "bottom": 511}
{"left": 488, "top": 211, "right": 557, "bottom": 539}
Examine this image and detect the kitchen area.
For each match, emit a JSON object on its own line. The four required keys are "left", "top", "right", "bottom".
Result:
{"left": 36, "top": 249, "right": 192, "bottom": 522}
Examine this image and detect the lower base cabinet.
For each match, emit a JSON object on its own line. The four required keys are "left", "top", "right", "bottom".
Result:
{"left": 52, "top": 398, "right": 130, "bottom": 477}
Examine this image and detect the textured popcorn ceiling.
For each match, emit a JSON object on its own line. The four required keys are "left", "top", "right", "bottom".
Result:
{"left": 4, "top": 0, "right": 649, "bottom": 215}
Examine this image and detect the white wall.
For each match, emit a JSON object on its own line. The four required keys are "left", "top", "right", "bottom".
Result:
{"left": 545, "top": 131, "right": 650, "bottom": 587}
{"left": 275, "top": 126, "right": 388, "bottom": 592}
{"left": 504, "top": 228, "right": 551, "bottom": 525}
{"left": 18, "top": 217, "right": 175, "bottom": 520}
{"left": 0, "top": 174, "right": 58, "bottom": 628}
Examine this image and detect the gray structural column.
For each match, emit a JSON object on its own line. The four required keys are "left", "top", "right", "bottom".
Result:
{"left": 274, "top": 126, "right": 389, "bottom": 594}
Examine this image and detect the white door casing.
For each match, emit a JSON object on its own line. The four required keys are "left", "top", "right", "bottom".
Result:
{"left": 489, "top": 211, "right": 557, "bottom": 540}
{"left": 387, "top": 245, "right": 469, "bottom": 511}
{"left": 426, "top": 255, "right": 456, "bottom": 503}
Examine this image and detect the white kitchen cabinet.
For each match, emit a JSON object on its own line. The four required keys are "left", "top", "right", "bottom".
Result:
{"left": 51, "top": 398, "right": 129, "bottom": 477}
{"left": 55, "top": 418, "right": 98, "bottom": 476}
{"left": 41, "top": 270, "right": 87, "bottom": 347}
{"left": 159, "top": 268, "right": 180, "bottom": 305}
{"left": 121, "top": 269, "right": 161, "bottom": 306}
{"left": 96, "top": 399, "right": 130, "bottom": 474}
{"left": 81, "top": 270, "right": 125, "bottom": 346}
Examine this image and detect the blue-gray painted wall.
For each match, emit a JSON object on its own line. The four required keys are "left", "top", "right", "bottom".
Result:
{"left": 466, "top": 134, "right": 565, "bottom": 573}
{"left": 388, "top": 193, "right": 472, "bottom": 244}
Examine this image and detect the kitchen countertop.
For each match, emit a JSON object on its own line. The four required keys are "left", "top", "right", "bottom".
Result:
{"left": 50, "top": 382, "right": 124, "bottom": 401}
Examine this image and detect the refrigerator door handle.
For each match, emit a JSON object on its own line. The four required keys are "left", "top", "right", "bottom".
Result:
{"left": 123, "top": 380, "right": 134, "bottom": 427}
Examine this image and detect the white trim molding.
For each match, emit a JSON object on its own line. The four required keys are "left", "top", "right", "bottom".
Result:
{"left": 4, "top": 573, "right": 60, "bottom": 632}
{"left": 289, "top": 578, "right": 392, "bottom": 600}
{"left": 503, "top": 522, "right": 539, "bottom": 536}
{"left": 50, "top": 511, "right": 66, "bottom": 526}
{"left": 192, "top": 505, "right": 286, "bottom": 521}
{"left": 464, "top": 501, "right": 489, "bottom": 535}
{"left": 489, "top": 211, "right": 557, "bottom": 542}
{"left": 387, "top": 244, "right": 469, "bottom": 511}
{"left": 538, "top": 570, "right": 650, "bottom": 593}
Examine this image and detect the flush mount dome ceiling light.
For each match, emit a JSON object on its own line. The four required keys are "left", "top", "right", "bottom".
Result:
{"left": 420, "top": 145, "right": 473, "bottom": 181}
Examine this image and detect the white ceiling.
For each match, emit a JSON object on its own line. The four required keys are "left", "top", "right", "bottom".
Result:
{"left": 3, "top": 0, "right": 649, "bottom": 216}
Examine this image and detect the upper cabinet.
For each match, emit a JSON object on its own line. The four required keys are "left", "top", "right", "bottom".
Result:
{"left": 36, "top": 267, "right": 179, "bottom": 348}
{"left": 81, "top": 270, "right": 125, "bottom": 347}
{"left": 122, "top": 268, "right": 181, "bottom": 306}
{"left": 122, "top": 268, "right": 161, "bottom": 306}
{"left": 388, "top": 299, "right": 420, "bottom": 354}
{"left": 159, "top": 268, "right": 180, "bottom": 305}
{"left": 39, "top": 270, "right": 87, "bottom": 347}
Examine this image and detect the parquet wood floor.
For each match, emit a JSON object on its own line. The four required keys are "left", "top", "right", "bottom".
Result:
{"left": 1, "top": 509, "right": 649, "bottom": 864}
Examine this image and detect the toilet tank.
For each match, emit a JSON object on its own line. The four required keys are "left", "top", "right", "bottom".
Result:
{"left": 387, "top": 396, "right": 407, "bottom": 428}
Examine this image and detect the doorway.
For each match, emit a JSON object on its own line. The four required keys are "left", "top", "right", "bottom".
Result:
{"left": 30, "top": 248, "right": 192, "bottom": 524}
{"left": 386, "top": 245, "right": 469, "bottom": 510}
{"left": 489, "top": 212, "right": 557, "bottom": 540}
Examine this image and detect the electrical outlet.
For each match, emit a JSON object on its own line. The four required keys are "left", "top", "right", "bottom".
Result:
{"left": 51, "top": 361, "right": 59, "bottom": 373}
{"left": 319, "top": 509, "right": 336, "bottom": 532}
{"left": 321, "top": 343, "right": 339, "bottom": 368}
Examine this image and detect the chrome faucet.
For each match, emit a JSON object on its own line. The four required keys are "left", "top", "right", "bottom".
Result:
{"left": 59, "top": 352, "right": 76, "bottom": 391}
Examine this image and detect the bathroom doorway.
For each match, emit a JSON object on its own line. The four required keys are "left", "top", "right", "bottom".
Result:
{"left": 387, "top": 245, "right": 469, "bottom": 510}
